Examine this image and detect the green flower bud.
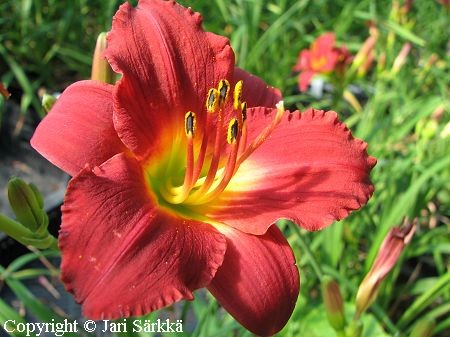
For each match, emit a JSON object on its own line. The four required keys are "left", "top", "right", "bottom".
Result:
{"left": 91, "top": 32, "right": 116, "bottom": 84}
{"left": 42, "top": 93, "right": 57, "bottom": 114}
{"left": 321, "top": 276, "right": 346, "bottom": 332}
{"left": 7, "top": 177, "right": 48, "bottom": 233}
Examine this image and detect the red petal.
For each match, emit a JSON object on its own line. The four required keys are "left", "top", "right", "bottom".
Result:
{"left": 60, "top": 153, "right": 226, "bottom": 319}
{"left": 313, "top": 32, "right": 335, "bottom": 54}
{"left": 293, "top": 49, "right": 311, "bottom": 72}
{"left": 298, "top": 70, "right": 315, "bottom": 92}
{"left": 105, "top": 0, "right": 234, "bottom": 159}
{"left": 207, "top": 108, "right": 376, "bottom": 235}
{"left": 208, "top": 224, "right": 299, "bottom": 336}
{"left": 233, "top": 67, "right": 282, "bottom": 108}
{"left": 30, "top": 81, "right": 126, "bottom": 176}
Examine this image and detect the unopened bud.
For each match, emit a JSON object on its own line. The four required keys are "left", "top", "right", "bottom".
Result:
{"left": 321, "top": 276, "right": 346, "bottom": 332}
{"left": 392, "top": 43, "right": 412, "bottom": 74}
{"left": 42, "top": 93, "right": 57, "bottom": 114}
{"left": 91, "top": 32, "right": 115, "bottom": 84}
{"left": 7, "top": 177, "right": 48, "bottom": 234}
{"left": 353, "top": 30, "right": 378, "bottom": 70}
{"left": 355, "top": 218, "right": 416, "bottom": 318}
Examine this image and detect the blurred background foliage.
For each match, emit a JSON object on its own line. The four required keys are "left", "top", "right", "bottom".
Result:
{"left": 0, "top": 0, "right": 449, "bottom": 336}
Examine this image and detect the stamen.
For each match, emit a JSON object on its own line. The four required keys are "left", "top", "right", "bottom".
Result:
{"left": 238, "top": 101, "right": 248, "bottom": 156}
{"left": 191, "top": 90, "right": 219, "bottom": 184}
{"left": 206, "top": 88, "right": 220, "bottom": 113}
{"left": 186, "top": 119, "right": 241, "bottom": 205}
{"left": 218, "top": 79, "right": 230, "bottom": 107}
{"left": 233, "top": 80, "right": 243, "bottom": 110}
{"left": 241, "top": 101, "right": 247, "bottom": 121}
{"left": 160, "top": 84, "right": 286, "bottom": 207}
{"left": 162, "top": 112, "right": 196, "bottom": 204}
{"left": 189, "top": 106, "right": 225, "bottom": 197}
{"left": 237, "top": 101, "right": 285, "bottom": 165}
{"left": 227, "top": 118, "right": 239, "bottom": 144}
{"left": 185, "top": 111, "right": 196, "bottom": 136}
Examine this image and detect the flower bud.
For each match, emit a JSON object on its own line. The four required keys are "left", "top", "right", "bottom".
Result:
{"left": 392, "top": 43, "right": 412, "bottom": 74}
{"left": 321, "top": 276, "right": 346, "bottom": 332}
{"left": 355, "top": 218, "right": 416, "bottom": 318}
{"left": 7, "top": 177, "right": 49, "bottom": 234}
{"left": 42, "top": 93, "right": 57, "bottom": 114}
{"left": 410, "top": 318, "right": 436, "bottom": 337}
{"left": 91, "top": 32, "right": 116, "bottom": 84}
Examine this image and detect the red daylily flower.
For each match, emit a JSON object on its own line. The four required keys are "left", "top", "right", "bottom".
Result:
{"left": 293, "top": 32, "right": 352, "bottom": 92}
{"left": 31, "top": 1, "right": 375, "bottom": 335}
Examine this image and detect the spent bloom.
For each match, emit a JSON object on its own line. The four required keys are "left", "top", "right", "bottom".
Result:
{"left": 293, "top": 32, "right": 352, "bottom": 92}
{"left": 355, "top": 219, "right": 416, "bottom": 318}
{"left": 31, "top": 1, "right": 376, "bottom": 335}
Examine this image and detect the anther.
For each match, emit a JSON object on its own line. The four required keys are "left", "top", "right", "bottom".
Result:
{"left": 227, "top": 119, "right": 239, "bottom": 144}
{"left": 241, "top": 101, "right": 247, "bottom": 122}
{"left": 236, "top": 100, "right": 285, "bottom": 166}
{"left": 206, "top": 88, "right": 219, "bottom": 113}
{"left": 185, "top": 111, "right": 196, "bottom": 136}
{"left": 218, "top": 79, "right": 230, "bottom": 107}
{"left": 233, "top": 80, "right": 243, "bottom": 110}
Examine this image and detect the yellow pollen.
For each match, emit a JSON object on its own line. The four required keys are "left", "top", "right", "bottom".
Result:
{"left": 206, "top": 88, "right": 219, "bottom": 113}
{"left": 227, "top": 118, "right": 239, "bottom": 144}
{"left": 218, "top": 79, "right": 230, "bottom": 107}
{"left": 184, "top": 111, "right": 196, "bottom": 136}
{"left": 233, "top": 80, "right": 243, "bottom": 110}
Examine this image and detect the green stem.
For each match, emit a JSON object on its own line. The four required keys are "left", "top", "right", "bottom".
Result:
{"left": 0, "top": 213, "right": 59, "bottom": 250}
{"left": 0, "top": 213, "right": 34, "bottom": 241}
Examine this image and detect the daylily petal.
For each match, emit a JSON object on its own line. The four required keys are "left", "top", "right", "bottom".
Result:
{"left": 298, "top": 70, "right": 315, "bottom": 92}
{"left": 31, "top": 81, "right": 126, "bottom": 176}
{"left": 293, "top": 50, "right": 311, "bottom": 72}
{"left": 313, "top": 32, "right": 335, "bottom": 54}
{"left": 208, "top": 224, "right": 299, "bottom": 337}
{"left": 60, "top": 153, "right": 227, "bottom": 319}
{"left": 207, "top": 108, "right": 376, "bottom": 235}
{"left": 233, "top": 67, "right": 281, "bottom": 108}
{"left": 105, "top": 0, "right": 235, "bottom": 159}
